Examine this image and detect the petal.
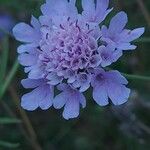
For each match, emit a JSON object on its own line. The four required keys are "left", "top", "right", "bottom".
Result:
{"left": 53, "top": 92, "right": 68, "bottom": 109}
{"left": 28, "top": 66, "right": 44, "bottom": 79}
{"left": 95, "top": 0, "right": 112, "bottom": 23}
{"left": 112, "top": 50, "right": 123, "bottom": 62}
{"left": 21, "top": 79, "right": 44, "bottom": 89}
{"left": 31, "top": 16, "right": 41, "bottom": 31}
{"left": 41, "top": 0, "right": 77, "bottom": 23}
{"left": 39, "top": 85, "right": 53, "bottom": 110}
{"left": 109, "top": 11, "right": 128, "bottom": 34}
{"left": 18, "top": 53, "right": 38, "bottom": 66}
{"left": 57, "top": 83, "right": 69, "bottom": 91}
{"left": 125, "top": 27, "right": 145, "bottom": 42}
{"left": 117, "top": 43, "right": 137, "bottom": 50}
{"left": 21, "top": 85, "right": 53, "bottom": 110}
{"left": 107, "top": 81, "right": 130, "bottom": 105}
{"left": 63, "top": 92, "right": 80, "bottom": 120}
{"left": 93, "top": 84, "right": 109, "bottom": 106}
{"left": 82, "top": 0, "right": 95, "bottom": 20}
{"left": 101, "top": 25, "right": 109, "bottom": 37}
{"left": 39, "top": 15, "right": 52, "bottom": 26}
{"left": 79, "top": 83, "right": 90, "bottom": 92}
{"left": 78, "top": 92, "right": 86, "bottom": 108}
{"left": 47, "top": 73, "right": 63, "bottom": 85}
{"left": 17, "top": 44, "right": 37, "bottom": 53}
{"left": 13, "top": 23, "right": 40, "bottom": 43}
{"left": 106, "top": 70, "right": 128, "bottom": 84}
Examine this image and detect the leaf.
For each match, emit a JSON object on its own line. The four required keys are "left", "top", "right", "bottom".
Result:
{"left": 0, "top": 117, "right": 21, "bottom": 124}
{"left": 0, "top": 140, "right": 19, "bottom": 149}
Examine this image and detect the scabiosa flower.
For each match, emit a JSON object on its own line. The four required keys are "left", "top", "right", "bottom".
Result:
{"left": 13, "top": 0, "right": 144, "bottom": 120}
{"left": 0, "top": 14, "right": 14, "bottom": 39}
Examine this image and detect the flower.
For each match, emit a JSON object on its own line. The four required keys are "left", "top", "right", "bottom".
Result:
{"left": 21, "top": 79, "right": 53, "bottom": 110}
{"left": 0, "top": 14, "right": 14, "bottom": 39}
{"left": 53, "top": 84, "right": 86, "bottom": 120}
{"left": 101, "top": 11, "right": 145, "bottom": 50}
{"left": 91, "top": 69, "right": 130, "bottom": 106}
{"left": 13, "top": 0, "right": 144, "bottom": 120}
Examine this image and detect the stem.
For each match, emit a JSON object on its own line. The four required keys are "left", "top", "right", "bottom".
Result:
{"left": 135, "top": 37, "right": 150, "bottom": 43}
{"left": 122, "top": 73, "right": 150, "bottom": 81}
{"left": 0, "top": 59, "right": 19, "bottom": 99}
{"left": 9, "top": 86, "right": 43, "bottom": 150}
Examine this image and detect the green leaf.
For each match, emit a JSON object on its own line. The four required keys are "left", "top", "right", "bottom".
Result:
{"left": 0, "top": 140, "right": 19, "bottom": 149}
{"left": 0, "top": 117, "right": 21, "bottom": 124}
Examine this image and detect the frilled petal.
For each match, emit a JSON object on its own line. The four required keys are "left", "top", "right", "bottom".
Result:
{"left": 18, "top": 53, "right": 38, "bottom": 66}
{"left": 107, "top": 81, "right": 130, "bottom": 105}
{"left": 53, "top": 92, "right": 67, "bottom": 109}
{"left": 109, "top": 11, "right": 128, "bottom": 34}
{"left": 13, "top": 23, "right": 40, "bottom": 43}
{"left": 17, "top": 44, "right": 37, "bottom": 54}
{"left": 95, "top": 0, "right": 112, "bottom": 23}
{"left": 98, "top": 45, "right": 122, "bottom": 67}
{"left": 21, "top": 79, "right": 44, "bottom": 89}
{"left": 105, "top": 70, "right": 128, "bottom": 84}
{"left": 41, "top": 0, "right": 77, "bottom": 24}
{"left": 31, "top": 16, "right": 41, "bottom": 31}
{"left": 39, "top": 15, "right": 53, "bottom": 26}
{"left": 123, "top": 27, "right": 145, "bottom": 42}
{"left": 105, "top": 71, "right": 130, "bottom": 105}
{"left": 92, "top": 69, "right": 130, "bottom": 106}
{"left": 47, "top": 73, "right": 63, "bottom": 85}
{"left": 53, "top": 84, "right": 86, "bottom": 120}
{"left": 117, "top": 43, "right": 137, "bottom": 50}
{"left": 28, "top": 65, "right": 44, "bottom": 79}
{"left": 82, "top": 0, "right": 111, "bottom": 23}
{"left": 21, "top": 85, "right": 53, "bottom": 110}
{"left": 63, "top": 94, "right": 80, "bottom": 120}
{"left": 93, "top": 84, "right": 109, "bottom": 106}
{"left": 82, "top": 0, "right": 95, "bottom": 19}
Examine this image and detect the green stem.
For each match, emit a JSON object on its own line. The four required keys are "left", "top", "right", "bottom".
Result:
{"left": 0, "top": 60, "right": 19, "bottom": 99}
{"left": 135, "top": 37, "right": 150, "bottom": 43}
{"left": 122, "top": 73, "right": 150, "bottom": 81}
{"left": 0, "top": 140, "right": 19, "bottom": 148}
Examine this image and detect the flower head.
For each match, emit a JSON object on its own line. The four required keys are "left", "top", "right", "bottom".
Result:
{"left": 0, "top": 14, "right": 14, "bottom": 39}
{"left": 13, "top": 0, "right": 144, "bottom": 120}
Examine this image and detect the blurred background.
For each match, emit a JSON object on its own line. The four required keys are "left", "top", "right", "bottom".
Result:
{"left": 0, "top": 0, "right": 150, "bottom": 149}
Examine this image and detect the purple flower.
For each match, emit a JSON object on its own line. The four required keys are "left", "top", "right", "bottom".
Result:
{"left": 21, "top": 79, "right": 53, "bottom": 110}
{"left": 53, "top": 84, "right": 86, "bottom": 120}
{"left": 81, "top": 0, "right": 112, "bottom": 24}
{"left": 0, "top": 14, "right": 14, "bottom": 39}
{"left": 98, "top": 44, "right": 123, "bottom": 67}
{"left": 101, "top": 11, "right": 145, "bottom": 50}
{"left": 13, "top": 0, "right": 144, "bottom": 119}
{"left": 91, "top": 69, "right": 130, "bottom": 106}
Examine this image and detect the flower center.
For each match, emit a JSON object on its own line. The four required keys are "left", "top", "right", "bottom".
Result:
{"left": 39, "top": 19, "right": 100, "bottom": 81}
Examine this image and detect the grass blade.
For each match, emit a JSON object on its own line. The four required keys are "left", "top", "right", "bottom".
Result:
{"left": 0, "top": 140, "right": 19, "bottom": 149}
{"left": 0, "top": 117, "right": 21, "bottom": 124}
{"left": 0, "top": 59, "right": 19, "bottom": 100}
